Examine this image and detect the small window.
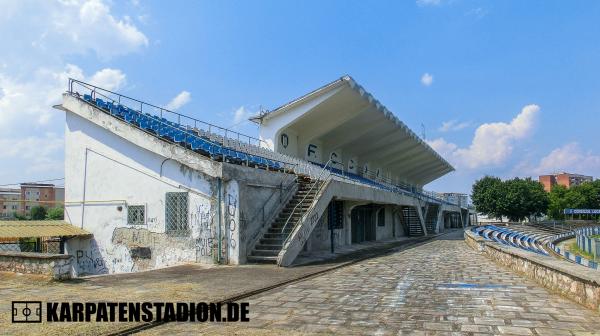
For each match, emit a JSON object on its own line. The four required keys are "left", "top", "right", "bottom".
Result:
{"left": 377, "top": 208, "right": 385, "bottom": 227}
{"left": 165, "top": 192, "right": 189, "bottom": 235}
{"left": 26, "top": 206, "right": 30, "bottom": 210}
{"left": 2, "top": 205, "right": 5, "bottom": 209}
{"left": 128, "top": 205, "right": 146, "bottom": 225}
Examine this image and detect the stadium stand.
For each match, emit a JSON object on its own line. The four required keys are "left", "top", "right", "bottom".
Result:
{"left": 471, "top": 224, "right": 555, "bottom": 255}
{"left": 69, "top": 80, "right": 456, "bottom": 207}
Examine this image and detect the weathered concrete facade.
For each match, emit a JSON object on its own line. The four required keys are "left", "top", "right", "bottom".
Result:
{"left": 61, "top": 95, "right": 293, "bottom": 275}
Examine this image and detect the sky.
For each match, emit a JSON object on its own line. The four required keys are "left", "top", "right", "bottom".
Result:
{"left": 1, "top": 0, "right": 600, "bottom": 194}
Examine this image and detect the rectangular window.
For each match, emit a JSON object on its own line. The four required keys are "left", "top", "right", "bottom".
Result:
{"left": 165, "top": 192, "right": 189, "bottom": 235}
{"left": 127, "top": 205, "right": 146, "bottom": 225}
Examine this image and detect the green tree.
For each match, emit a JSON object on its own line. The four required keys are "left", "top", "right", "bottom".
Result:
{"left": 547, "top": 185, "right": 566, "bottom": 219}
{"left": 46, "top": 207, "right": 64, "bottom": 220}
{"left": 502, "top": 178, "right": 548, "bottom": 221}
{"left": 30, "top": 206, "right": 47, "bottom": 220}
{"left": 472, "top": 176, "right": 504, "bottom": 220}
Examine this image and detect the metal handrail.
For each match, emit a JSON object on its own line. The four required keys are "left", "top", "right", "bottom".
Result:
{"left": 68, "top": 80, "right": 461, "bottom": 207}
{"left": 246, "top": 173, "right": 297, "bottom": 229}
{"left": 280, "top": 159, "right": 333, "bottom": 235}
{"left": 281, "top": 175, "right": 334, "bottom": 249}
{"left": 68, "top": 78, "right": 264, "bottom": 148}
{"left": 68, "top": 80, "right": 299, "bottom": 172}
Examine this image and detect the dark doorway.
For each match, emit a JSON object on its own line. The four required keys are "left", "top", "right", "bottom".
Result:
{"left": 351, "top": 205, "right": 376, "bottom": 243}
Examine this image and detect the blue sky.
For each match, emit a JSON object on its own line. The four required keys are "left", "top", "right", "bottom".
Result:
{"left": 1, "top": 0, "right": 600, "bottom": 194}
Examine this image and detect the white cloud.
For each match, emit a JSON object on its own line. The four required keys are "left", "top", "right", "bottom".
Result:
{"left": 0, "top": 133, "right": 64, "bottom": 175}
{"left": 0, "top": 65, "right": 127, "bottom": 132}
{"left": 233, "top": 106, "right": 254, "bottom": 125}
{"left": 165, "top": 91, "right": 191, "bottom": 111}
{"left": 0, "top": 1, "right": 148, "bottom": 65}
{"left": 428, "top": 104, "right": 540, "bottom": 169}
{"left": 465, "top": 7, "right": 488, "bottom": 19}
{"left": 88, "top": 68, "right": 127, "bottom": 91}
{"left": 421, "top": 73, "right": 434, "bottom": 86}
{"left": 439, "top": 120, "right": 471, "bottom": 132}
{"left": 0, "top": 1, "right": 147, "bottom": 183}
{"left": 417, "top": 0, "right": 442, "bottom": 6}
{"left": 532, "top": 142, "right": 600, "bottom": 176}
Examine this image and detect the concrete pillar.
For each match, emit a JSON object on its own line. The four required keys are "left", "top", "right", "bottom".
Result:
{"left": 415, "top": 204, "right": 428, "bottom": 237}
{"left": 435, "top": 208, "right": 444, "bottom": 233}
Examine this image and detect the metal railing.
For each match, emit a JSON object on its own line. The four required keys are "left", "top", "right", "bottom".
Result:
{"left": 69, "top": 79, "right": 264, "bottom": 148}
{"left": 280, "top": 159, "right": 333, "bottom": 236}
{"left": 247, "top": 173, "right": 298, "bottom": 237}
{"left": 68, "top": 79, "right": 300, "bottom": 173}
{"left": 67, "top": 78, "right": 462, "bottom": 207}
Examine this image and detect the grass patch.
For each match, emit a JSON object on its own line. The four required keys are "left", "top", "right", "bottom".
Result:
{"left": 590, "top": 234, "right": 600, "bottom": 239}
{"left": 568, "top": 242, "right": 597, "bottom": 261}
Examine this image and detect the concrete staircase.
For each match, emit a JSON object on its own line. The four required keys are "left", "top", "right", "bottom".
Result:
{"left": 402, "top": 206, "right": 424, "bottom": 236}
{"left": 425, "top": 205, "right": 439, "bottom": 234}
{"left": 247, "top": 175, "right": 318, "bottom": 264}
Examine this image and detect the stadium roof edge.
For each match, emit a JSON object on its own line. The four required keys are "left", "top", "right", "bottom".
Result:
{"left": 249, "top": 75, "right": 455, "bottom": 175}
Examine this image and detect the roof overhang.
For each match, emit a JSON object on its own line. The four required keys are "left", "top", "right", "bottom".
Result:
{"left": 0, "top": 220, "right": 92, "bottom": 239}
{"left": 251, "top": 75, "right": 454, "bottom": 185}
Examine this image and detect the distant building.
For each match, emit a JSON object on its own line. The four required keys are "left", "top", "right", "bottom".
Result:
{"left": 539, "top": 172, "right": 593, "bottom": 192}
{"left": 438, "top": 193, "right": 469, "bottom": 207}
{"left": 0, "top": 188, "right": 20, "bottom": 218}
{"left": 19, "top": 183, "right": 65, "bottom": 215}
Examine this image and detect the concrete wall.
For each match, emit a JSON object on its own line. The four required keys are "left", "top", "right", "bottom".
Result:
{"left": 465, "top": 230, "right": 600, "bottom": 313}
{"left": 0, "top": 252, "right": 73, "bottom": 280}
{"left": 61, "top": 95, "right": 295, "bottom": 275}
{"left": 222, "top": 162, "right": 294, "bottom": 264}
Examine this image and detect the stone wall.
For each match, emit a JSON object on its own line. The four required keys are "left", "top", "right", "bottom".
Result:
{"left": 0, "top": 252, "right": 73, "bottom": 280}
{"left": 465, "top": 230, "right": 600, "bottom": 313}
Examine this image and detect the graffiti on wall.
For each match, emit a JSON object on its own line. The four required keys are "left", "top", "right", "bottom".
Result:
{"left": 76, "top": 247, "right": 107, "bottom": 274}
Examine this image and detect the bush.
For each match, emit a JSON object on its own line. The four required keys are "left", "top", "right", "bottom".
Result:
{"left": 46, "top": 207, "right": 64, "bottom": 220}
{"left": 30, "top": 206, "right": 47, "bottom": 220}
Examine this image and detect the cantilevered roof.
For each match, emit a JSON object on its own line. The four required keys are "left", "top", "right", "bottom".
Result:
{"left": 251, "top": 75, "right": 454, "bottom": 186}
{"left": 0, "top": 221, "right": 92, "bottom": 239}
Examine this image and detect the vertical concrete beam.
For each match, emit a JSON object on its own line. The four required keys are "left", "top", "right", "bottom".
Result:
{"left": 435, "top": 208, "right": 444, "bottom": 233}
{"left": 415, "top": 205, "right": 428, "bottom": 237}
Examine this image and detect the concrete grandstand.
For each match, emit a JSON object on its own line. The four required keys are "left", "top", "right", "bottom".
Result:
{"left": 55, "top": 76, "right": 473, "bottom": 276}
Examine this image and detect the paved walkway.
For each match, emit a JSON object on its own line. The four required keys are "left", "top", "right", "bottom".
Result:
{"left": 145, "top": 230, "right": 600, "bottom": 335}
{"left": 0, "top": 232, "right": 435, "bottom": 335}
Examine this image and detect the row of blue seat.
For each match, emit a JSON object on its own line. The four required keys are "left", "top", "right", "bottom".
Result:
{"left": 472, "top": 225, "right": 548, "bottom": 255}
{"left": 82, "top": 94, "right": 283, "bottom": 171}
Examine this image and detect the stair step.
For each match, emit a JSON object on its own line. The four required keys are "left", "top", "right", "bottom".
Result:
{"left": 260, "top": 236, "right": 286, "bottom": 242}
{"left": 251, "top": 249, "right": 280, "bottom": 257}
{"left": 247, "top": 255, "right": 277, "bottom": 264}
{"left": 264, "top": 230, "right": 291, "bottom": 235}
{"left": 263, "top": 230, "right": 291, "bottom": 240}
{"left": 254, "top": 243, "right": 283, "bottom": 250}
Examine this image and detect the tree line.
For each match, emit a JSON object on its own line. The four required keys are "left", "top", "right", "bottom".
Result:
{"left": 472, "top": 176, "right": 600, "bottom": 221}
